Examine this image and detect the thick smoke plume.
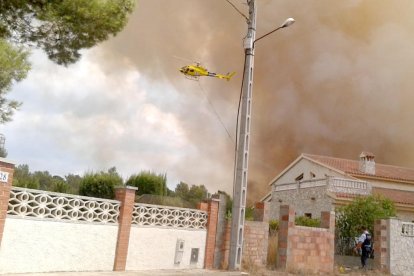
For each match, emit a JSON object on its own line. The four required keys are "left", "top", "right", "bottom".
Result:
{"left": 100, "top": 0, "right": 414, "bottom": 202}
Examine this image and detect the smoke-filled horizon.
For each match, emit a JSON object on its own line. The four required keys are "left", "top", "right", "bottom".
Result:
{"left": 96, "top": 0, "right": 414, "bottom": 201}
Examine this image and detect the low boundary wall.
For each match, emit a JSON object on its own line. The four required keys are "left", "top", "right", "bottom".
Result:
{"left": 126, "top": 226, "right": 206, "bottom": 270}
{"left": 0, "top": 174, "right": 211, "bottom": 274}
{"left": 0, "top": 217, "right": 118, "bottom": 273}
{"left": 374, "top": 218, "right": 414, "bottom": 275}
{"left": 277, "top": 205, "right": 335, "bottom": 274}
{"left": 126, "top": 203, "right": 208, "bottom": 270}
{"left": 212, "top": 202, "right": 270, "bottom": 270}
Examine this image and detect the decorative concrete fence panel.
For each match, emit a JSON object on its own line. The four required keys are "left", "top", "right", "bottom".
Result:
{"left": 125, "top": 203, "right": 207, "bottom": 270}
{"left": 0, "top": 187, "right": 120, "bottom": 274}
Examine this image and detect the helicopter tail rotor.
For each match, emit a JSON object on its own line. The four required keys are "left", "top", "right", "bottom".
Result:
{"left": 225, "top": 72, "right": 236, "bottom": 81}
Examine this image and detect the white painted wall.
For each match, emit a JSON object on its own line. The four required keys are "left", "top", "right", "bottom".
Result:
{"left": 0, "top": 217, "right": 118, "bottom": 273}
{"left": 389, "top": 219, "right": 414, "bottom": 276}
{"left": 126, "top": 226, "right": 207, "bottom": 270}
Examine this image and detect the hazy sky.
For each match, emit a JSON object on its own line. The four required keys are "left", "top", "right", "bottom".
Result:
{"left": 3, "top": 0, "right": 414, "bottom": 201}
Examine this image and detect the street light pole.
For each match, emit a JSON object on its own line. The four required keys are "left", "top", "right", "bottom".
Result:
{"left": 228, "top": 0, "right": 295, "bottom": 270}
{"left": 229, "top": 0, "right": 256, "bottom": 270}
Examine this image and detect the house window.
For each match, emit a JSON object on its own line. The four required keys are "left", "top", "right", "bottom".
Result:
{"left": 310, "top": 172, "right": 316, "bottom": 178}
{"left": 305, "top": 213, "right": 312, "bottom": 218}
{"left": 295, "top": 173, "right": 304, "bottom": 181}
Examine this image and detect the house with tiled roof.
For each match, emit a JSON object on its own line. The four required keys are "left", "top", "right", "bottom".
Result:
{"left": 263, "top": 152, "right": 414, "bottom": 222}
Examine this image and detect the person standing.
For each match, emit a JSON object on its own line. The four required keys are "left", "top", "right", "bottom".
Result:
{"left": 354, "top": 226, "right": 372, "bottom": 268}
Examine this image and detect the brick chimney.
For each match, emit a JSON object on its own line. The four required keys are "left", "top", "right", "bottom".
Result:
{"left": 359, "top": 152, "right": 375, "bottom": 175}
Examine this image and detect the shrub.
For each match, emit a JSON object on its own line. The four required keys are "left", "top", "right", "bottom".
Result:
{"left": 126, "top": 171, "right": 167, "bottom": 196}
{"left": 295, "top": 216, "right": 321, "bottom": 227}
{"left": 245, "top": 206, "right": 254, "bottom": 221}
{"left": 79, "top": 169, "right": 122, "bottom": 199}
{"left": 336, "top": 195, "right": 396, "bottom": 238}
{"left": 269, "top": 219, "right": 279, "bottom": 231}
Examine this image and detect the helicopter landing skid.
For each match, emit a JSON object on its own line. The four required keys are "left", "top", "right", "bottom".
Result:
{"left": 185, "top": 75, "right": 199, "bottom": 81}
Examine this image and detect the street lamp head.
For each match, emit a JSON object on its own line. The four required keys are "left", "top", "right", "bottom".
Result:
{"left": 280, "top": 18, "right": 295, "bottom": 28}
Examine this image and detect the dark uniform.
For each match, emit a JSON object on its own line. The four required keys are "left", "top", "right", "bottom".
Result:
{"left": 357, "top": 230, "right": 372, "bottom": 268}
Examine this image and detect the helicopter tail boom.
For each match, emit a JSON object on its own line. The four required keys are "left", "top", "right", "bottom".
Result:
{"left": 215, "top": 71, "right": 236, "bottom": 81}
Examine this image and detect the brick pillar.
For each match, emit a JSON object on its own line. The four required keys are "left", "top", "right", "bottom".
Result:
{"left": 374, "top": 219, "right": 390, "bottom": 273}
{"left": 321, "top": 210, "right": 335, "bottom": 272}
{"left": 213, "top": 193, "right": 227, "bottom": 269}
{"left": 197, "top": 202, "right": 208, "bottom": 212}
{"left": 253, "top": 202, "right": 265, "bottom": 221}
{"left": 204, "top": 197, "right": 220, "bottom": 269}
{"left": 0, "top": 160, "right": 14, "bottom": 248}
{"left": 221, "top": 220, "right": 231, "bottom": 269}
{"left": 320, "top": 211, "right": 335, "bottom": 232}
{"left": 113, "top": 186, "right": 137, "bottom": 271}
{"left": 277, "top": 205, "right": 295, "bottom": 269}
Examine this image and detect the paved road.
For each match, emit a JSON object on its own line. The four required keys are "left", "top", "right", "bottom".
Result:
{"left": 1, "top": 270, "right": 246, "bottom": 276}
{"left": 1, "top": 268, "right": 387, "bottom": 276}
{"left": 1, "top": 269, "right": 387, "bottom": 276}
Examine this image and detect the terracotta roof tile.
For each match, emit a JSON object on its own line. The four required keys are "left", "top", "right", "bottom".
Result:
{"left": 372, "top": 187, "right": 414, "bottom": 205}
{"left": 333, "top": 190, "right": 414, "bottom": 206}
{"left": 304, "top": 154, "right": 414, "bottom": 183}
{"left": 334, "top": 193, "right": 359, "bottom": 199}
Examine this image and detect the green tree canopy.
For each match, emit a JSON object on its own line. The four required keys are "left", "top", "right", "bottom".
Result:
{"left": 174, "top": 182, "right": 208, "bottom": 208}
{"left": 51, "top": 176, "right": 70, "bottom": 193}
{"left": 175, "top": 182, "right": 189, "bottom": 199}
{"left": 336, "top": 195, "right": 396, "bottom": 238}
{"left": 13, "top": 164, "right": 82, "bottom": 194}
{"left": 0, "top": 0, "right": 135, "bottom": 65}
{"left": 13, "top": 164, "right": 39, "bottom": 189}
{"left": 187, "top": 184, "right": 208, "bottom": 206}
{"left": 126, "top": 171, "right": 167, "bottom": 196}
{"left": 0, "top": 0, "right": 135, "bottom": 122}
{"left": 65, "top": 173, "right": 83, "bottom": 194}
{"left": 0, "top": 39, "right": 30, "bottom": 123}
{"left": 0, "top": 146, "right": 7, "bottom": 158}
{"left": 214, "top": 190, "right": 232, "bottom": 216}
{"left": 33, "top": 170, "right": 53, "bottom": 190}
{"left": 79, "top": 167, "right": 123, "bottom": 199}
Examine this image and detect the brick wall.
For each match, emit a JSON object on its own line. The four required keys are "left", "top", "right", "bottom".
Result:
{"left": 277, "top": 205, "right": 334, "bottom": 274}
{"left": 242, "top": 221, "right": 269, "bottom": 268}
{"left": 0, "top": 160, "right": 14, "bottom": 247}
{"left": 215, "top": 202, "right": 269, "bottom": 270}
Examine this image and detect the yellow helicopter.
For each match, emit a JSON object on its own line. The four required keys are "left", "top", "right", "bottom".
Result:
{"left": 179, "top": 63, "right": 236, "bottom": 81}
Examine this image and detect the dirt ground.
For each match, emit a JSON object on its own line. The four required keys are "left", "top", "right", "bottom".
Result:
{"left": 241, "top": 267, "right": 389, "bottom": 276}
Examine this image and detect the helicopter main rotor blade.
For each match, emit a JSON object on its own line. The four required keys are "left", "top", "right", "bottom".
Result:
{"left": 172, "top": 55, "right": 202, "bottom": 65}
